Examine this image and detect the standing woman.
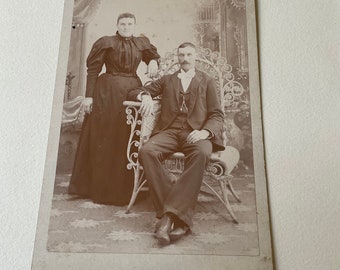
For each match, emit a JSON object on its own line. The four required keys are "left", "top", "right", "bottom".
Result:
{"left": 68, "top": 13, "right": 160, "bottom": 205}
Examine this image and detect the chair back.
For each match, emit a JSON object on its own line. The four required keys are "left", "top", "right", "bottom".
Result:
{"left": 156, "top": 47, "right": 245, "bottom": 111}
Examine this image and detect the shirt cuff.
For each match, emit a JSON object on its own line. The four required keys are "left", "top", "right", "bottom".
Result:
{"left": 204, "top": 129, "right": 214, "bottom": 140}
{"left": 137, "top": 91, "right": 151, "bottom": 101}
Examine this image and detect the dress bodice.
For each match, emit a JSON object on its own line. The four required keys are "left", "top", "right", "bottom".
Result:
{"left": 85, "top": 33, "right": 160, "bottom": 97}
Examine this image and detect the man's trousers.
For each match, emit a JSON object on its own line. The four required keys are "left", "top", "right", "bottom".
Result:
{"left": 139, "top": 128, "right": 212, "bottom": 227}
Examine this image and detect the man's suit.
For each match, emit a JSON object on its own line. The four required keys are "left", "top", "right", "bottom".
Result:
{"left": 128, "top": 69, "right": 225, "bottom": 227}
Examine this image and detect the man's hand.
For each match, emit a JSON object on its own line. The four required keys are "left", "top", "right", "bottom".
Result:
{"left": 147, "top": 60, "right": 158, "bottom": 78}
{"left": 83, "top": 97, "right": 93, "bottom": 114}
{"left": 186, "top": 129, "right": 210, "bottom": 144}
{"left": 139, "top": 94, "right": 153, "bottom": 117}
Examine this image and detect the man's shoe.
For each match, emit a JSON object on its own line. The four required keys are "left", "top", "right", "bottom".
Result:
{"left": 155, "top": 214, "right": 172, "bottom": 245}
{"left": 169, "top": 225, "right": 190, "bottom": 241}
{"left": 154, "top": 220, "right": 160, "bottom": 233}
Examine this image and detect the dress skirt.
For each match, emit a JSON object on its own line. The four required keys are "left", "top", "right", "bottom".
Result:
{"left": 68, "top": 73, "right": 141, "bottom": 205}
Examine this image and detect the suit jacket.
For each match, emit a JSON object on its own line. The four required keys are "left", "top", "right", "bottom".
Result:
{"left": 128, "top": 69, "right": 225, "bottom": 152}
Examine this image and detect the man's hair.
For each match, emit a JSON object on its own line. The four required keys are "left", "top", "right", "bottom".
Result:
{"left": 177, "top": 42, "right": 196, "bottom": 51}
{"left": 117, "top": 13, "right": 136, "bottom": 24}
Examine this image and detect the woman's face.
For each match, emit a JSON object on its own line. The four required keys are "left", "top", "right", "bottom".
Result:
{"left": 117, "top": 17, "right": 135, "bottom": 37}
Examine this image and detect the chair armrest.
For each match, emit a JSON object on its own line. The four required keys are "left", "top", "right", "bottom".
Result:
{"left": 123, "top": 100, "right": 142, "bottom": 107}
{"left": 211, "top": 146, "right": 240, "bottom": 175}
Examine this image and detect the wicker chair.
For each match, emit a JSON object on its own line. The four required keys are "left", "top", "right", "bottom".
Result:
{"left": 123, "top": 47, "right": 244, "bottom": 223}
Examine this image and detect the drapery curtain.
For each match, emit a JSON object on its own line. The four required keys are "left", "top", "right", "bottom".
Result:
{"left": 230, "top": 0, "right": 245, "bottom": 10}
{"left": 62, "top": 0, "right": 102, "bottom": 124}
{"left": 64, "top": 23, "right": 84, "bottom": 102}
{"left": 73, "top": 0, "right": 102, "bottom": 23}
{"left": 62, "top": 96, "right": 84, "bottom": 128}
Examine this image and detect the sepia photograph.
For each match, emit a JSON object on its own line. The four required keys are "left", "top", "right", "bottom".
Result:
{"left": 31, "top": 0, "right": 273, "bottom": 268}
{"left": 3, "top": 0, "right": 340, "bottom": 269}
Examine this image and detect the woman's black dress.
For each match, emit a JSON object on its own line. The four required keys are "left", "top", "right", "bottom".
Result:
{"left": 68, "top": 33, "right": 160, "bottom": 205}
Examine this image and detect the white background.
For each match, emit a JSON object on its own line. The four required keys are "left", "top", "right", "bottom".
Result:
{"left": 1, "top": 1, "right": 340, "bottom": 269}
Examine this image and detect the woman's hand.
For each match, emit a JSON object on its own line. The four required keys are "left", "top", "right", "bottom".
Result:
{"left": 83, "top": 97, "right": 93, "bottom": 114}
{"left": 139, "top": 94, "right": 153, "bottom": 117}
{"left": 147, "top": 60, "right": 158, "bottom": 78}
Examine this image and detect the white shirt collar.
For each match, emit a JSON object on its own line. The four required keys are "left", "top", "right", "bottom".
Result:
{"left": 180, "top": 68, "right": 195, "bottom": 75}
{"left": 177, "top": 68, "right": 196, "bottom": 80}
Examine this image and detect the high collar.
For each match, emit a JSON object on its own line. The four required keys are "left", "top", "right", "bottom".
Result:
{"left": 116, "top": 31, "right": 133, "bottom": 41}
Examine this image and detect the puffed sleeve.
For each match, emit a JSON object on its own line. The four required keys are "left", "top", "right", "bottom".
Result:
{"left": 142, "top": 43, "right": 160, "bottom": 64}
{"left": 85, "top": 37, "right": 106, "bottom": 97}
{"left": 137, "top": 36, "right": 160, "bottom": 65}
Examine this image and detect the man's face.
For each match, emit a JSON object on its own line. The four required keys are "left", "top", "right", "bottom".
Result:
{"left": 117, "top": 17, "right": 135, "bottom": 37}
{"left": 177, "top": 46, "right": 196, "bottom": 71}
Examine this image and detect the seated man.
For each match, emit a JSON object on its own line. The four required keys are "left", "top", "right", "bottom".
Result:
{"left": 128, "top": 42, "right": 225, "bottom": 245}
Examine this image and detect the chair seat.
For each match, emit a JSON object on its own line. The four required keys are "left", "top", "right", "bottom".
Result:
{"left": 169, "top": 152, "right": 185, "bottom": 159}
{"left": 167, "top": 152, "right": 227, "bottom": 176}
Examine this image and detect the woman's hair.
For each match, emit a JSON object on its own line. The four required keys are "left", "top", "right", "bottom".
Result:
{"left": 117, "top": 13, "right": 136, "bottom": 24}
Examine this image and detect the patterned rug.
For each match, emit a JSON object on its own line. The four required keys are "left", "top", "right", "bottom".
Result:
{"left": 47, "top": 173, "right": 259, "bottom": 256}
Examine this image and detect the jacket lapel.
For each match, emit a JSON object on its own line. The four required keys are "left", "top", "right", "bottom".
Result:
{"left": 188, "top": 70, "right": 203, "bottom": 115}
{"left": 170, "top": 70, "right": 181, "bottom": 108}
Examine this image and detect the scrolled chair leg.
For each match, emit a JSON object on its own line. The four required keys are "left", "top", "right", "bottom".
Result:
{"left": 226, "top": 176, "right": 242, "bottom": 202}
{"left": 202, "top": 177, "right": 238, "bottom": 224}
{"left": 218, "top": 176, "right": 238, "bottom": 224}
{"left": 125, "top": 170, "right": 147, "bottom": 214}
{"left": 125, "top": 192, "right": 138, "bottom": 214}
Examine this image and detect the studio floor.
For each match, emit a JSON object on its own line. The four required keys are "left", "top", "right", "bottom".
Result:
{"left": 47, "top": 171, "right": 259, "bottom": 256}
